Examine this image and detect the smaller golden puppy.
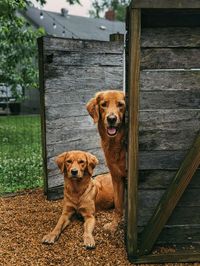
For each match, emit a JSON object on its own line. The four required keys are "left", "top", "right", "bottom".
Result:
{"left": 42, "top": 150, "right": 113, "bottom": 249}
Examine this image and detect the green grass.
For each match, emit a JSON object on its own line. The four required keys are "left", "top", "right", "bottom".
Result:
{"left": 0, "top": 115, "right": 43, "bottom": 194}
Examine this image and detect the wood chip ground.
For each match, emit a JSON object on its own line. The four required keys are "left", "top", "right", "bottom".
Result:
{"left": 1, "top": 189, "right": 199, "bottom": 266}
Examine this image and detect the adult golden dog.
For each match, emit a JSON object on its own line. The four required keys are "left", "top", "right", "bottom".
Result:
{"left": 86, "top": 90, "right": 126, "bottom": 231}
{"left": 42, "top": 150, "right": 113, "bottom": 249}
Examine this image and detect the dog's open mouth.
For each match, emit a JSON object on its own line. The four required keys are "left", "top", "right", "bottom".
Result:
{"left": 107, "top": 127, "right": 118, "bottom": 137}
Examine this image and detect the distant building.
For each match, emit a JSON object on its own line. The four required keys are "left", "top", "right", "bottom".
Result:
{"left": 18, "top": 6, "right": 125, "bottom": 114}
{"left": 22, "top": 6, "right": 125, "bottom": 41}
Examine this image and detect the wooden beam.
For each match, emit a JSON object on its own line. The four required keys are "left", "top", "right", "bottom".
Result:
{"left": 37, "top": 37, "right": 48, "bottom": 195}
{"left": 139, "top": 134, "right": 200, "bottom": 255}
{"left": 130, "top": 251, "right": 200, "bottom": 264}
{"left": 131, "top": 0, "right": 200, "bottom": 9}
{"left": 126, "top": 7, "right": 141, "bottom": 257}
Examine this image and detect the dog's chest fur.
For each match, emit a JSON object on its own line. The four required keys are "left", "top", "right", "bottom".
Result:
{"left": 101, "top": 136, "right": 126, "bottom": 179}
{"left": 64, "top": 179, "right": 96, "bottom": 211}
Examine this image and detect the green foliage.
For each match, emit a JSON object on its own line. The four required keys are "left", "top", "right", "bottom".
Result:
{"left": 0, "top": 0, "right": 82, "bottom": 93}
{"left": 90, "top": 0, "right": 130, "bottom": 21}
{"left": 0, "top": 115, "right": 43, "bottom": 194}
{"left": 0, "top": 0, "right": 45, "bottom": 93}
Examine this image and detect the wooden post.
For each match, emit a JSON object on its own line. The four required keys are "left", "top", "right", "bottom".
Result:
{"left": 126, "top": 7, "right": 141, "bottom": 258}
{"left": 37, "top": 37, "right": 48, "bottom": 195}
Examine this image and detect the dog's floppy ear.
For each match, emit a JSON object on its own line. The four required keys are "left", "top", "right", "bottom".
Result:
{"left": 86, "top": 97, "right": 99, "bottom": 123}
{"left": 86, "top": 152, "right": 99, "bottom": 176}
{"left": 55, "top": 152, "right": 68, "bottom": 173}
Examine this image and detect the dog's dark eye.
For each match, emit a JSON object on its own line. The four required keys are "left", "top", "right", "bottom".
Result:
{"left": 66, "top": 160, "right": 72, "bottom": 164}
{"left": 117, "top": 101, "right": 124, "bottom": 108}
{"left": 79, "top": 160, "right": 85, "bottom": 164}
{"left": 101, "top": 102, "right": 107, "bottom": 108}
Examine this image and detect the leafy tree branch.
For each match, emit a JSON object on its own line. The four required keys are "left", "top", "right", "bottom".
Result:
{"left": 0, "top": 0, "right": 81, "bottom": 93}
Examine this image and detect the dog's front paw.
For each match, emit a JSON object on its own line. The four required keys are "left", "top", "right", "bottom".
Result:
{"left": 42, "top": 233, "right": 59, "bottom": 244}
{"left": 83, "top": 235, "right": 95, "bottom": 249}
{"left": 103, "top": 222, "right": 117, "bottom": 233}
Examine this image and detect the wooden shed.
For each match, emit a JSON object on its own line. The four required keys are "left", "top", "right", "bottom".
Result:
{"left": 38, "top": 37, "right": 124, "bottom": 199}
{"left": 126, "top": 0, "right": 200, "bottom": 263}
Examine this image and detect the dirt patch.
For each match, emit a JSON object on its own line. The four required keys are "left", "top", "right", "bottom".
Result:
{"left": 0, "top": 189, "right": 198, "bottom": 266}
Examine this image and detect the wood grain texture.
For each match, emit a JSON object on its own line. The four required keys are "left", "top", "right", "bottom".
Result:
{"left": 126, "top": 3, "right": 200, "bottom": 261}
{"left": 141, "top": 48, "right": 200, "bottom": 69}
{"left": 139, "top": 110, "right": 200, "bottom": 151}
{"left": 139, "top": 134, "right": 200, "bottom": 255}
{"left": 126, "top": 7, "right": 141, "bottom": 257}
{"left": 44, "top": 51, "right": 123, "bottom": 67}
{"left": 138, "top": 225, "right": 200, "bottom": 246}
{"left": 137, "top": 170, "right": 200, "bottom": 229}
{"left": 141, "top": 90, "right": 200, "bottom": 109}
{"left": 40, "top": 37, "right": 124, "bottom": 192}
{"left": 157, "top": 226, "right": 200, "bottom": 245}
{"left": 43, "top": 37, "right": 124, "bottom": 52}
{"left": 139, "top": 170, "right": 200, "bottom": 189}
{"left": 138, "top": 191, "right": 200, "bottom": 226}
{"left": 139, "top": 150, "right": 187, "bottom": 170}
{"left": 139, "top": 192, "right": 200, "bottom": 227}
{"left": 44, "top": 66, "right": 123, "bottom": 90}
{"left": 131, "top": 251, "right": 200, "bottom": 264}
{"left": 141, "top": 27, "right": 200, "bottom": 48}
{"left": 140, "top": 70, "right": 200, "bottom": 91}
{"left": 140, "top": 70, "right": 200, "bottom": 109}
{"left": 38, "top": 37, "right": 48, "bottom": 194}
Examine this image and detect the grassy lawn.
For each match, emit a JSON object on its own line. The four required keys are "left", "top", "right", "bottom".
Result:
{"left": 0, "top": 115, "right": 43, "bottom": 194}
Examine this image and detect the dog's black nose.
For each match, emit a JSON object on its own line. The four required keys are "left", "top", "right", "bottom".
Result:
{"left": 107, "top": 115, "right": 117, "bottom": 125}
{"left": 71, "top": 168, "right": 78, "bottom": 176}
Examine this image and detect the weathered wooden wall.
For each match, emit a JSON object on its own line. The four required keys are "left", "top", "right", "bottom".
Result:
{"left": 38, "top": 37, "right": 124, "bottom": 198}
{"left": 39, "top": 29, "right": 200, "bottom": 247}
{"left": 137, "top": 26, "right": 200, "bottom": 246}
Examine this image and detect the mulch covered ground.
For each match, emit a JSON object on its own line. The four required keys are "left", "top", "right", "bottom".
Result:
{"left": 1, "top": 189, "right": 199, "bottom": 266}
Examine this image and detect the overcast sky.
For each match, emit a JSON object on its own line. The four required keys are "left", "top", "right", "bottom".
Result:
{"left": 32, "top": 0, "right": 92, "bottom": 17}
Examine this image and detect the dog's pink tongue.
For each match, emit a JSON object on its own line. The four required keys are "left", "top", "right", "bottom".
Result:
{"left": 107, "top": 127, "right": 117, "bottom": 135}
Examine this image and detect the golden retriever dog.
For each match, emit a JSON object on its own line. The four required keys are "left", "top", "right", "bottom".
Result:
{"left": 86, "top": 90, "right": 126, "bottom": 232}
{"left": 42, "top": 150, "right": 113, "bottom": 249}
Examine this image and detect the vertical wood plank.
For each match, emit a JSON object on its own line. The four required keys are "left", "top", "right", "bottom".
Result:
{"left": 37, "top": 37, "right": 48, "bottom": 195}
{"left": 139, "top": 134, "right": 200, "bottom": 255}
{"left": 126, "top": 7, "right": 141, "bottom": 258}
